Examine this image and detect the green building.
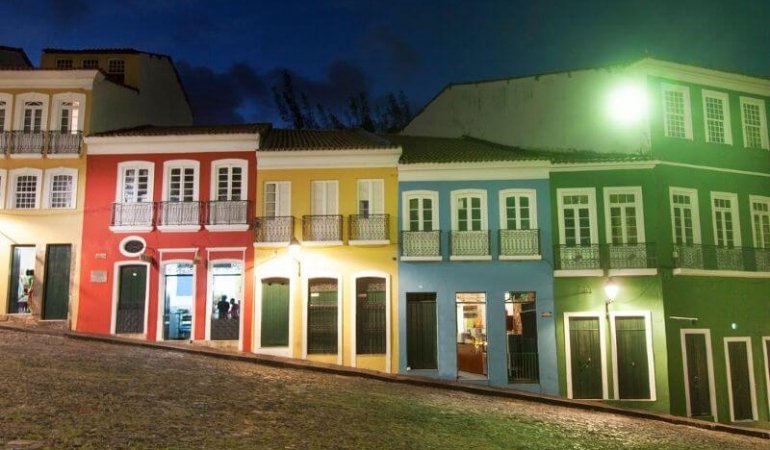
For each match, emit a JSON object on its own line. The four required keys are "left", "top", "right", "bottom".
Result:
{"left": 403, "top": 57, "right": 770, "bottom": 425}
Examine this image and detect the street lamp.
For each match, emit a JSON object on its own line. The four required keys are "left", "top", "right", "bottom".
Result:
{"left": 604, "top": 278, "right": 619, "bottom": 316}
{"left": 288, "top": 236, "right": 301, "bottom": 276}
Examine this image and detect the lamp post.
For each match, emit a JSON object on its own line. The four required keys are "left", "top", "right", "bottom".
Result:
{"left": 604, "top": 278, "right": 619, "bottom": 316}
{"left": 288, "top": 236, "right": 301, "bottom": 276}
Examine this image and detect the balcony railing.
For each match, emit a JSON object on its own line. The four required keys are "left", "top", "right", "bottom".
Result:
{"left": 158, "top": 201, "right": 201, "bottom": 227}
{"left": 349, "top": 214, "right": 389, "bottom": 242}
{"left": 254, "top": 216, "right": 294, "bottom": 244}
{"left": 451, "top": 230, "right": 490, "bottom": 257}
{"left": 47, "top": 131, "right": 83, "bottom": 155}
{"left": 111, "top": 202, "right": 154, "bottom": 227}
{"left": 554, "top": 243, "right": 657, "bottom": 271}
{"left": 674, "top": 244, "right": 770, "bottom": 272}
{"left": 0, "top": 131, "right": 9, "bottom": 153}
{"left": 401, "top": 230, "right": 441, "bottom": 258}
{"left": 207, "top": 200, "right": 248, "bottom": 225}
{"left": 10, "top": 131, "right": 45, "bottom": 155}
{"left": 499, "top": 229, "right": 540, "bottom": 257}
{"left": 302, "top": 215, "right": 342, "bottom": 242}
{"left": 554, "top": 245, "right": 601, "bottom": 270}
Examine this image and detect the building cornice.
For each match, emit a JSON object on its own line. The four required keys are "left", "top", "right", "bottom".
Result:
{"left": 0, "top": 70, "right": 100, "bottom": 90}
{"left": 256, "top": 149, "right": 401, "bottom": 169}
{"left": 399, "top": 161, "right": 551, "bottom": 181}
{"left": 634, "top": 59, "right": 770, "bottom": 97}
{"left": 85, "top": 134, "right": 258, "bottom": 154}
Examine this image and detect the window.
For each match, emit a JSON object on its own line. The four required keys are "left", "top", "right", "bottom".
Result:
{"left": 13, "top": 94, "right": 48, "bottom": 133}
{"left": 9, "top": 169, "right": 42, "bottom": 209}
{"left": 611, "top": 313, "right": 655, "bottom": 400}
{"left": 669, "top": 188, "right": 701, "bottom": 245}
{"left": 44, "top": 168, "right": 78, "bottom": 209}
{"left": 81, "top": 59, "right": 99, "bottom": 69}
{"left": 117, "top": 162, "right": 153, "bottom": 203}
{"left": 403, "top": 191, "right": 438, "bottom": 232}
{"left": 311, "top": 180, "right": 338, "bottom": 215}
{"left": 662, "top": 84, "right": 692, "bottom": 139}
{"left": 711, "top": 192, "right": 741, "bottom": 248}
{"left": 740, "top": 97, "right": 769, "bottom": 149}
{"left": 0, "top": 169, "right": 6, "bottom": 208}
{"left": 557, "top": 188, "right": 597, "bottom": 247}
{"left": 107, "top": 59, "right": 126, "bottom": 83}
{"left": 506, "top": 291, "right": 539, "bottom": 383}
{"left": 264, "top": 181, "right": 290, "bottom": 217}
{"left": 357, "top": 179, "right": 384, "bottom": 216}
{"left": 163, "top": 161, "right": 199, "bottom": 202}
{"left": 499, "top": 189, "right": 536, "bottom": 230}
{"left": 56, "top": 59, "right": 73, "bottom": 70}
{"left": 0, "top": 100, "right": 6, "bottom": 132}
{"left": 23, "top": 101, "right": 43, "bottom": 133}
{"left": 702, "top": 90, "right": 732, "bottom": 144}
{"left": 751, "top": 196, "right": 770, "bottom": 249}
{"left": 212, "top": 160, "right": 246, "bottom": 201}
{"left": 451, "top": 189, "right": 487, "bottom": 231}
{"left": 58, "top": 101, "right": 80, "bottom": 133}
{"left": 604, "top": 187, "right": 645, "bottom": 245}
{"left": 355, "top": 277, "right": 387, "bottom": 355}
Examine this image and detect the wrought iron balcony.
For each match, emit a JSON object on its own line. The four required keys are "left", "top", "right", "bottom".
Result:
{"left": 499, "top": 229, "right": 540, "bottom": 257}
{"left": 254, "top": 216, "right": 294, "bottom": 244}
{"left": 47, "top": 131, "right": 82, "bottom": 155}
{"left": 0, "top": 131, "right": 9, "bottom": 153}
{"left": 10, "top": 131, "right": 45, "bottom": 155}
{"left": 607, "top": 243, "right": 656, "bottom": 269}
{"left": 554, "top": 244, "right": 601, "bottom": 270}
{"left": 349, "top": 214, "right": 389, "bottom": 242}
{"left": 302, "top": 215, "right": 343, "bottom": 242}
{"left": 207, "top": 200, "right": 249, "bottom": 225}
{"left": 401, "top": 230, "right": 441, "bottom": 258}
{"left": 111, "top": 202, "right": 154, "bottom": 227}
{"left": 674, "top": 244, "right": 770, "bottom": 272}
{"left": 450, "top": 230, "right": 490, "bottom": 257}
{"left": 158, "top": 201, "right": 201, "bottom": 227}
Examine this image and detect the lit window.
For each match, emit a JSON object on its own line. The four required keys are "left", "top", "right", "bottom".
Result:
{"left": 662, "top": 84, "right": 692, "bottom": 139}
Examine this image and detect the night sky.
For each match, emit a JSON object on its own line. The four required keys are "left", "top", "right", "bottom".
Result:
{"left": 1, "top": 0, "right": 768, "bottom": 126}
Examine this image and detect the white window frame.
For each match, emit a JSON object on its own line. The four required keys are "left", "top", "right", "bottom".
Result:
{"left": 739, "top": 97, "right": 769, "bottom": 150}
{"left": 115, "top": 161, "right": 155, "bottom": 203}
{"left": 349, "top": 271, "right": 391, "bottom": 373}
{"left": 13, "top": 92, "right": 49, "bottom": 132}
{"left": 401, "top": 190, "right": 439, "bottom": 232}
{"left": 450, "top": 189, "right": 487, "bottom": 231}
{"left": 763, "top": 336, "right": 770, "bottom": 418}
{"left": 564, "top": 312, "right": 608, "bottom": 400}
{"left": 43, "top": 167, "right": 78, "bottom": 209}
{"left": 210, "top": 158, "right": 248, "bottom": 201}
{"left": 162, "top": 160, "right": 200, "bottom": 202}
{"left": 50, "top": 93, "right": 86, "bottom": 133}
{"left": 724, "top": 337, "right": 758, "bottom": 422}
{"left": 8, "top": 168, "right": 42, "bottom": 209}
{"left": 556, "top": 188, "right": 598, "bottom": 246}
{"left": 680, "top": 329, "right": 718, "bottom": 421}
{"left": 669, "top": 187, "right": 701, "bottom": 245}
{"left": 750, "top": 195, "right": 770, "bottom": 249}
{"left": 603, "top": 187, "right": 645, "bottom": 244}
{"left": 498, "top": 188, "right": 537, "bottom": 230}
{"left": 310, "top": 180, "right": 338, "bottom": 215}
{"left": 263, "top": 181, "right": 291, "bottom": 217}
{"left": 710, "top": 191, "right": 741, "bottom": 248}
{"left": 301, "top": 272, "right": 343, "bottom": 366}
{"left": 357, "top": 179, "right": 385, "bottom": 215}
{"left": 701, "top": 90, "right": 732, "bottom": 145}
{"left": 609, "top": 311, "right": 656, "bottom": 401}
{"left": 661, "top": 83, "right": 693, "bottom": 140}
{"left": 0, "top": 93, "right": 12, "bottom": 132}
{"left": 0, "top": 168, "right": 6, "bottom": 209}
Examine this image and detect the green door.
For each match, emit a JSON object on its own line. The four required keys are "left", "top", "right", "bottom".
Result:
{"left": 727, "top": 341, "right": 754, "bottom": 421}
{"left": 406, "top": 293, "right": 437, "bottom": 370}
{"left": 569, "top": 316, "right": 602, "bottom": 399}
{"left": 261, "top": 278, "right": 290, "bottom": 347}
{"left": 615, "top": 316, "right": 651, "bottom": 399}
{"left": 43, "top": 244, "right": 71, "bottom": 320}
{"left": 307, "top": 278, "right": 338, "bottom": 354}
{"left": 684, "top": 333, "right": 712, "bottom": 418}
{"left": 116, "top": 265, "right": 147, "bottom": 334}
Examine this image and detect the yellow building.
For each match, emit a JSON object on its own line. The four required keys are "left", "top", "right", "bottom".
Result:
{"left": 0, "top": 47, "right": 191, "bottom": 326}
{"left": 254, "top": 129, "right": 401, "bottom": 372}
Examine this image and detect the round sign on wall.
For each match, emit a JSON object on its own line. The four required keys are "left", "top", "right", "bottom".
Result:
{"left": 119, "top": 236, "right": 146, "bottom": 257}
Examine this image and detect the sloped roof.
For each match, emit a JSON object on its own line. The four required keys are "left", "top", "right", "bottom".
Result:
{"left": 43, "top": 48, "right": 166, "bottom": 58}
{"left": 261, "top": 128, "right": 397, "bottom": 151}
{"left": 90, "top": 123, "right": 270, "bottom": 137}
{"left": 0, "top": 46, "right": 32, "bottom": 68}
{"left": 386, "top": 135, "right": 551, "bottom": 164}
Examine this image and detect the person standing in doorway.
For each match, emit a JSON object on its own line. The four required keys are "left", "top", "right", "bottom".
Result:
{"left": 228, "top": 298, "right": 239, "bottom": 320}
{"left": 216, "top": 295, "right": 229, "bottom": 320}
{"left": 17, "top": 269, "right": 34, "bottom": 313}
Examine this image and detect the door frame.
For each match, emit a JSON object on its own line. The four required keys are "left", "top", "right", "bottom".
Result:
{"left": 110, "top": 261, "right": 151, "bottom": 336}
{"left": 41, "top": 243, "right": 72, "bottom": 320}
{"left": 253, "top": 273, "right": 295, "bottom": 357}
{"left": 564, "top": 312, "right": 608, "bottom": 399}
{"left": 205, "top": 258, "right": 244, "bottom": 343}
{"left": 301, "top": 271, "right": 343, "bottom": 365}
{"left": 405, "top": 292, "right": 439, "bottom": 371}
{"left": 454, "top": 292, "right": 488, "bottom": 379}
{"left": 724, "top": 336, "right": 758, "bottom": 422}
{"left": 764, "top": 336, "right": 770, "bottom": 418}
{"left": 156, "top": 259, "right": 196, "bottom": 341}
{"left": 609, "top": 311, "right": 656, "bottom": 401}
{"left": 350, "top": 271, "right": 391, "bottom": 373}
{"left": 680, "top": 328, "right": 718, "bottom": 421}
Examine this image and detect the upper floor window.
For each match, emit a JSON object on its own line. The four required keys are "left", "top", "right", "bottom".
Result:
{"left": 58, "top": 101, "right": 79, "bottom": 133}
{"left": 44, "top": 168, "right": 78, "bottom": 209}
{"left": 23, "top": 101, "right": 43, "bottom": 133}
{"left": 13, "top": 93, "right": 48, "bottom": 132}
{"left": 358, "top": 179, "right": 384, "bottom": 216}
{"left": 499, "top": 189, "right": 536, "bottom": 230}
{"left": 557, "top": 188, "right": 597, "bottom": 246}
{"left": 56, "top": 59, "right": 73, "bottom": 70}
{"left": 107, "top": 59, "right": 126, "bottom": 83}
{"left": 9, "top": 168, "right": 42, "bottom": 209}
{"left": 117, "top": 162, "right": 154, "bottom": 203}
{"left": 311, "top": 180, "right": 338, "bottom": 215}
{"left": 212, "top": 160, "right": 246, "bottom": 201}
{"left": 710, "top": 192, "right": 741, "bottom": 248}
{"left": 669, "top": 187, "right": 701, "bottom": 245}
{"left": 0, "top": 100, "right": 6, "bottom": 132}
{"left": 402, "top": 190, "right": 438, "bottom": 231}
{"left": 0, "top": 169, "right": 6, "bottom": 208}
{"left": 702, "top": 90, "right": 732, "bottom": 144}
{"left": 81, "top": 59, "right": 98, "bottom": 69}
{"left": 163, "top": 160, "right": 199, "bottom": 202}
{"left": 451, "top": 189, "right": 487, "bottom": 231}
{"left": 604, "top": 187, "right": 645, "bottom": 244}
{"left": 50, "top": 93, "right": 86, "bottom": 135}
{"left": 750, "top": 195, "right": 770, "bottom": 249}
{"left": 740, "top": 97, "right": 769, "bottom": 150}
{"left": 662, "top": 84, "right": 692, "bottom": 139}
{"left": 264, "top": 181, "right": 290, "bottom": 217}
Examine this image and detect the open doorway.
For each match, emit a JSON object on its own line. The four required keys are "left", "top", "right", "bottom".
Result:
{"left": 456, "top": 292, "right": 487, "bottom": 380}
{"left": 209, "top": 261, "right": 242, "bottom": 341}
{"left": 162, "top": 262, "right": 194, "bottom": 340}
{"left": 8, "top": 245, "right": 35, "bottom": 314}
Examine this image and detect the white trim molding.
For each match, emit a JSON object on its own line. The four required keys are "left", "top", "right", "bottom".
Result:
{"left": 680, "top": 329, "right": 718, "bottom": 422}
{"left": 0, "top": 92, "right": 12, "bottom": 132}
{"left": 763, "top": 336, "right": 770, "bottom": 419}
{"left": 13, "top": 92, "right": 50, "bottom": 132}
{"left": 564, "top": 312, "right": 608, "bottom": 400}
{"left": 42, "top": 167, "right": 79, "bottom": 209}
{"left": 86, "top": 133, "right": 259, "bottom": 155}
{"left": 156, "top": 259, "right": 197, "bottom": 343}
{"left": 257, "top": 149, "right": 401, "bottom": 169}
{"left": 609, "top": 311, "right": 656, "bottom": 401}
{"left": 350, "top": 271, "right": 392, "bottom": 373}
{"left": 253, "top": 269, "right": 296, "bottom": 358}
{"left": 701, "top": 90, "right": 733, "bottom": 145}
{"left": 302, "top": 271, "right": 343, "bottom": 366}
{"left": 7, "top": 167, "right": 43, "bottom": 209}
{"left": 669, "top": 187, "right": 701, "bottom": 245}
{"left": 110, "top": 261, "right": 151, "bottom": 337}
{"left": 723, "top": 337, "right": 758, "bottom": 422}
{"left": 661, "top": 83, "right": 693, "bottom": 140}
{"left": 739, "top": 96, "right": 769, "bottom": 150}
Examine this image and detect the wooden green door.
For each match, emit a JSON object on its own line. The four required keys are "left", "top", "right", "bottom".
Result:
{"left": 569, "top": 317, "right": 602, "bottom": 399}
{"left": 116, "top": 265, "right": 147, "bottom": 334}
{"left": 406, "top": 293, "right": 437, "bottom": 370}
{"left": 684, "top": 333, "right": 712, "bottom": 418}
{"left": 615, "top": 316, "right": 651, "bottom": 399}
{"left": 261, "top": 278, "right": 289, "bottom": 347}
{"left": 43, "top": 244, "right": 71, "bottom": 320}
{"left": 307, "top": 278, "right": 338, "bottom": 354}
{"left": 727, "top": 341, "right": 754, "bottom": 421}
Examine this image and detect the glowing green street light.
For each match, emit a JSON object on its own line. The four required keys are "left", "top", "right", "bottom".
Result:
{"left": 607, "top": 84, "right": 648, "bottom": 125}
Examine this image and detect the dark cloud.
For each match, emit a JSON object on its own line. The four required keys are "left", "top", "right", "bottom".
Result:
{"left": 361, "top": 25, "right": 420, "bottom": 78}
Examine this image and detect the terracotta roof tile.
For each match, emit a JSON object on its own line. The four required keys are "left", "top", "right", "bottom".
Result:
{"left": 90, "top": 123, "right": 270, "bottom": 137}
{"left": 261, "top": 128, "right": 397, "bottom": 151}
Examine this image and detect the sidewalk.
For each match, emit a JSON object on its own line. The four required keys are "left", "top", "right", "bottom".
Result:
{"left": 2, "top": 322, "right": 768, "bottom": 441}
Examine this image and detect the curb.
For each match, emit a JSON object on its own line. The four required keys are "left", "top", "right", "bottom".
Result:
{"left": 2, "top": 324, "right": 769, "bottom": 440}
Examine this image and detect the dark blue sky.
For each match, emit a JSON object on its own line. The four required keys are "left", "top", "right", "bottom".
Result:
{"left": 1, "top": 0, "right": 768, "bottom": 125}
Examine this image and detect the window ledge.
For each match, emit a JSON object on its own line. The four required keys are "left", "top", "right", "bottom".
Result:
{"left": 156, "top": 225, "right": 202, "bottom": 233}
{"left": 109, "top": 225, "right": 153, "bottom": 233}
{"left": 253, "top": 241, "right": 289, "bottom": 248}
{"left": 47, "top": 154, "right": 80, "bottom": 160}
{"left": 302, "top": 240, "right": 344, "bottom": 247}
{"left": 349, "top": 239, "right": 390, "bottom": 246}
{"left": 673, "top": 268, "right": 770, "bottom": 279}
{"left": 450, "top": 255, "right": 492, "bottom": 261}
{"left": 608, "top": 268, "right": 657, "bottom": 277}
{"left": 401, "top": 256, "right": 442, "bottom": 262}
{"left": 9, "top": 154, "right": 43, "bottom": 159}
{"left": 500, "top": 255, "right": 542, "bottom": 261}
{"left": 554, "top": 269, "right": 604, "bottom": 277}
{"left": 204, "top": 224, "right": 250, "bottom": 232}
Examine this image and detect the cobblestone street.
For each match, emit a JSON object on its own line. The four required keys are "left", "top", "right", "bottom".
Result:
{"left": 0, "top": 329, "right": 767, "bottom": 450}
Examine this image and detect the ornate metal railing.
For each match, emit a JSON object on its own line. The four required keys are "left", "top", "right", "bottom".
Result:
{"left": 0, "top": 131, "right": 9, "bottom": 154}
{"left": 499, "top": 229, "right": 540, "bottom": 257}
{"left": 254, "top": 216, "right": 294, "bottom": 243}
{"left": 111, "top": 202, "right": 154, "bottom": 227}
{"left": 607, "top": 243, "right": 656, "bottom": 269}
{"left": 674, "top": 244, "right": 770, "bottom": 272}
{"left": 10, "top": 131, "right": 45, "bottom": 155}
{"left": 158, "top": 201, "right": 201, "bottom": 226}
{"left": 554, "top": 245, "right": 601, "bottom": 270}
{"left": 207, "top": 200, "right": 249, "bottom": 225}
{"left": 302, "top": 215, "right": 343, "bottom": 242}
{"left": 47, "top": 130, "right": 82, "bottom": 155}
{"left": 401, "top": 231, "right": 441, "bottom": 258}
{"left": 754, "top": 248, "right": 770, "bottom": 272}
{"left": 349, "top": 214, "right": 389, "bottom": 241}
{"left": 450, "top": 230, "right": 490, "bottom": 257}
